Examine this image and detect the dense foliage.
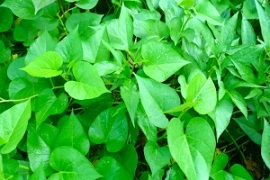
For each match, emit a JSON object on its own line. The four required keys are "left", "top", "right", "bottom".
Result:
{"left": 0, "top": 0, "right": 270, "bottom": 179}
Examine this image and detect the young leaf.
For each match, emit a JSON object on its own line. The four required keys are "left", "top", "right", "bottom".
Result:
{"left": 31, "top": 0, "right": 55, "bottom": 14}
{"left": 186, "top": 71, "right": 217, "bottom": 114}
{"left": 21, "top": 51, "right": 63, "bottom": 78}
{"left": 120, "top": 79, "right": 139, "bottom": 126}
{"left": 211, "top": 153, "right": 233, "bottom": 179}
{"left": 262, "top": 120, "right": 270, "bottom": 169}
{"left": 144, "top": 141, "right": 171, "bottom": 175}
{"left": 0, "top": 100, "right": 31, "bottom": 154}
{"left": 135, "top": 75, "right": 180, "bottom": 128}
{"left": 64, "top": 61, "right": 109, "bottom": 100}
{"left": 27, "top": 124, "right": 57, "bottom": 175}
{"left": 167, "top": 117, "right": 216, "bottom": 180}
{"left": 141, "top": 40, "right": 189, "bottom": 82}
{"left": 228, "top": 90, "right": 248, "bottom": 119}
{"left": 55, "top": 112, "right": 90, "bottom": 155}
{"left": 49, "top": 146, "right": 101, "bottom": 180}
{"left": 96, "top": 156, "right": 133, "bottom": 179}
{"left": 35, "top": 89, "right": 68, "bottom": 126}
{"left": 88, "top": 105, "right": 128, "bottom": 152}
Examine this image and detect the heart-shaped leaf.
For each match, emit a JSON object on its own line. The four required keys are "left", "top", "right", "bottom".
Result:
{"left": 64, "top": 61, "right": 109, "bottom": 100}
{"left": 21, "top": 51, "right": 63, "bottom": 78}
{"left": 142, "top": 40, "right": 189, "bottom": 82}
{"left": 49, "top": 146, "right": 101, "bottom": 180}
{"left": 167, "top": 117, "right": 216, "bottom": 180}
{"left": 0, "top": 100, "right": 31, "bottom": 154}
{"left": 144, "top": 141, "right": 171, "bottom": 175}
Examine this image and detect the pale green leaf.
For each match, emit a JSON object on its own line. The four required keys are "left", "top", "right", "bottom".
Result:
{"left": 142, "top": 40, "right": 189, "bottom": 82}
{"left": 21, "top": 51, "right": 63, "bottom": 78}
{"left": 0, "top": 100, "right": 31, "bottom": 154}
{"left": 167, "top": 117, "right": 216, "bottom": 180}
{"left": 186, "top": 71, "right": 217, "bottom": 114}
{"left": 262, "top": 120, "right": 270, "bottom": 169}
{"left": 76, "top": 0, "right": 98, "bottom": 9}
{"left": 64, "top": 61, "right": 109, "bottom": 100}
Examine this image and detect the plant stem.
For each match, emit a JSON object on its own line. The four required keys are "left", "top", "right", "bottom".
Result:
{"left": 0, "top": 94, "right": 38, "bottom": 103}
{"left": 225, "top": 129, "right": 246, "bottom": 160}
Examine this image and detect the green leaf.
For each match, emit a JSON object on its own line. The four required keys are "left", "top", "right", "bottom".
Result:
{"left": 29, "top": 165, "right": 46, "bottom": 180}
{"left": 55, "top": 112, "right": 90, "bottom": 155}
{"left": 141, "top": 40, "right": 189, "bottom": 82}
{"left": 96, "top": 156, "right": 132, "bottom": 180}
{"left": 195, "top": 0, "right": 223, "bottom": 25}
{"left": 21, "top": 51, "right": 63, "bottom": 78}
{"left": 243, "top": 0, "right": 258, "bottom": 19}
{"left": 49, "top": 146, "right": 101, "bottom": 180}
{"left": 25, "top": 31, "right": 58, "bottom": 64}
{"left": 228, "top": 90, "right": 248, "bottom": 119}
{"left": 1, "top": 0, "right": 42, "bottom": 19}
{"left": 64, "top": 61, "right": 109, "bottom": 100}
{"left": 165, "top": 163, "right": 184, "bottom": 180}
{"left": 106, "top": 5, "right": 133, "bottom": 51}
{"left": 88, "top": 105, "right": 128, "bottom": 152}
{"left": 7, "top": 57, "right": 28, "bottom": 80}
{"left": 167, "top": 117, "right": 216, "bottom": 180}
{"left": 136, "top": 103, "right": 157, "bottom": 142}
{"left": 0, "top": 100, "right": 31, "bottom": 154}
{"left": 35, "top": 89, "right": 68, "bottom": 126}
{"left": 56, "top": 28, "right": 83, "bottom": 63}
{"left": 176, "top": 0, "right": 194, "bottom": 8}
{"left": 186, "top": 71, "right": 217, "bottom": 114}
{"left": 135, "top": 75, "right": 180, "bottom": 128}
{"left": 120, "top": 79, "right": 139, "bottom": 126}
{"left": 241, "top": 17, "right": 256, "bottom": 45}
{"left": 211, "top": 153, "right": 233, "bottom": 180}
{"left": 27, "top": 124, "right": 57, "bottom": 175}
{"left": 9, "top": 78, "right": 50, "bottom": 99}
{"left": 0, "top": 7, "right": 13, "bottom": 33}
{"left": 76, "top": 0, "right": 98, "bottom": 9}
{"left": 210, "top": 95, "right": 233, "bottom": 140}
{"left": 0, "top": 40, "right": 11, "bottom": 63}
{"left": 112, "top": 145, "right": 138, "bottom": 178}
{"left": 255, "top": 1, "right": 270, "bottom": 45}
{"left": 144, "top": 141, "right": 171, "bottom": 175}
{"left": 230, "top": 164, "right": 253, "bottom": 180}
{"left": 31, "top": 0, "right": 55, "bottom": 14}
{"left": 262, "top": 120, "right": 270, "bottom": 169}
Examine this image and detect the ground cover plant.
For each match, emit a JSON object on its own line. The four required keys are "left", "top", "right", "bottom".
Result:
{"left": 0, "top": 0, "right": 270, "bottom": 179}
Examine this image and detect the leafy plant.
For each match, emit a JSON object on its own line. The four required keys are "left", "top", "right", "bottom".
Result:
{"left": 0, "top": 0, "right": 270, "bottom": 179}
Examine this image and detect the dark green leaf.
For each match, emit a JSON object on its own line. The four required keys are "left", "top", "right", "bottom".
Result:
{"left": 55, "top": 112, "right": 90, "bottom": 155}
{"left": 88, "top": 105, "right": 128, "bottom": 152}
{"left": 0, "top": 7, "right": 13, "bottom": 33}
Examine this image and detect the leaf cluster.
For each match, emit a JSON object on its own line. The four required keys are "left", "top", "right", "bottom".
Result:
{"left": 0, "top": 0, "right": 270, "bottom": 179}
